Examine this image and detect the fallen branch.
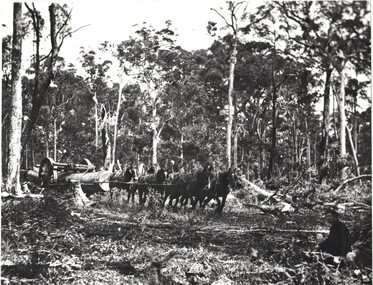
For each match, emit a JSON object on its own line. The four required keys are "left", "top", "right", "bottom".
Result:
{"left": 197, "top": 226, "right": 329, "bottom": 235}
{"left": 244, "top": 202, "right": 294, "bottom": 214}
{"left": 333, "top": 174, "right": 371, "bottom": 193}
{"left": 238, "top": 177, "right": 294, "bottom": 212}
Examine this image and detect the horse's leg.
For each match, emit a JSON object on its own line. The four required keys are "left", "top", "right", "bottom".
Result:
{"left": 203, "top": 195, "right": 212, "bottom": 208}
{"left": 219, "top": 195, "right": 227, "bottom": 213}
{"left": 143, "top": 187, "right": 149, "bottom": 203}
{"left": 130, "top": 187, "right": 136, "bottom": 203}
{"left": 198, "top": 195, "right": 204, "bottom": 208}
{"left": 184, "top": 196, "right": 191, "bottom": 207}
{"left": 162, "top": 192, "right": 169, "bottom": 208}
{"left": 138, "top": 187, "right": 144, "bottom": 204}
{"left": 191, "top": 197, "right": 198, "bottom": 209}
{"left": 126, "top": 186, "right": 131, "bottom": 203}
{"left": 179, "top": 195, "right": 185, "bottom": 207}
{"left": 168, "top": 194, "right": 173, "bottom": 207}
{"left": 214, "top": 197, "right": 221, "bottom": 212}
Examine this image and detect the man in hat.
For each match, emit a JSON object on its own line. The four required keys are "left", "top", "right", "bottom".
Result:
{"left": 318, "top": 207, "right": 352, "bottom": 256}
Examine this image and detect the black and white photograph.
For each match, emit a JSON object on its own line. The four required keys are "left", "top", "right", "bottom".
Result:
{"left": 1, "top": 0, "right": 372, "bottom": 284}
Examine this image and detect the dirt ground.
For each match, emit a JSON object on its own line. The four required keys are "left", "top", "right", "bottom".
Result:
{"left": 1, "top": 187, "right": 371, "bottom": 284}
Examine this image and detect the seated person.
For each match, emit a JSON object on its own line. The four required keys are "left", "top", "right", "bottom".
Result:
{"left": 318, "top": 208, "right": 352, "bottom": 257}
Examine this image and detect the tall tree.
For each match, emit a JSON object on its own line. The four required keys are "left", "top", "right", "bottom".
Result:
{"left": 117, "top": 22, "right": 177, "bottom": 166}
{"left": 278, "top": 1, "right": 370, "bottom": 181}
{"left": 22, "top": 3, "right": 72, "bottom": 153}
{"left": 277, "top": 1, "right": 335, "bottom": 182}
{"left": 79, "top": 48, "right": 112, "bottom": 162}
{"left": 5, "top": 3, "right": 24, "bottom": 194}
{"left": 209, "top": 1, "right": 247, "bottom": 168}
{"left": 324, "top": 1, "right": 370, "bottom": 179}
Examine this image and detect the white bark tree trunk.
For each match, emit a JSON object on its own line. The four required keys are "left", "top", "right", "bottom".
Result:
{"left": 151, "top": 97, "right": 158, "bottom": 165}
{"left": 53, "top": 117, "right": 57, "bottom": 161}
{"left": 346, "top": 125, "right": 360, "bottom": 176}
{"left": 6, "top": 2, "right": 23, "bottom": 195}
{"left": 338, "top": 71, "right": 348, "bottom": 180}
{"left": 233, "top": 125, "right": 238, "bottom": 169}
{"left": 112, "top": 82, "right": 123, "bottom": 164}
{"left": 95, "top": 103, "right": 98, "bottom": 154}
{"left": 227, "top": 43, "right": 237, "bottom": 168}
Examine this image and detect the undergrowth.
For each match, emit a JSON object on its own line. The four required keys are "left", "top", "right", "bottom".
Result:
{"left": 1, "top": 182, "right": 371, "bottom": 284}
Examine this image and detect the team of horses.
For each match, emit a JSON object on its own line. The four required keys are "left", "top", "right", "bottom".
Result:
{"left": 110, "top": 164, "right": 237, "bottom": 213}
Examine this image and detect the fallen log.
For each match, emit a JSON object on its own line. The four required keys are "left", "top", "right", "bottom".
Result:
{"left": 59, "top": 170, "right": 113, "bottom": 192}
{"left": 333, "top": 174, "right": 372, "bottom": 193}
{"left": 1, "top": 192, "right": 43, "bottom": 200}
{"left": 244, "top": 202, "right": 294, "bottom": 214}
{"left": 238, "top": 177, "right": 294, "bottom": 212}
{"left": 323, "top": 202, "right": 371, "bottom": 213}
{"left": 197, "top": 226, "right": 328, "bottom": 235}
{"left": 20, "top": 169, "right": 39, "bottom": 183}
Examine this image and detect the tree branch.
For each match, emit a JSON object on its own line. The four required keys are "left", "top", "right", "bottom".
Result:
{"left": 211, "top": 8, "right": 234, "bottom": 30}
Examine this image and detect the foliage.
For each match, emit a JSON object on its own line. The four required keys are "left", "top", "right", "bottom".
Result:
{"left": 1, "top": 1, "right": 371, "bottom": 194}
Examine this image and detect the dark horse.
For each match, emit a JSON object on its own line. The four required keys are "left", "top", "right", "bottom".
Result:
{"left": 164, "top": 164, "right": 214, "bottom": 209}
{"left": 137, "top": 168, "right": 167, "bottom": 204}
{"left": 110, "top": 165, "right": 138, "bottom": 202}
{"left": 202, "top": 168, "right": 236, "bottom": 213}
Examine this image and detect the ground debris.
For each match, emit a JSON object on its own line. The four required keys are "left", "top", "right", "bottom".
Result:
{"left": 1, "top": 185, "right": 371, "bottom": 284}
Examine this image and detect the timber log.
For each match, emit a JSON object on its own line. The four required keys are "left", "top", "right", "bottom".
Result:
{"left": 59, "top": 170, "right": 113, "bottom": 192}
{"left": 37, "top": 157, "right": 113, "bottom": 193}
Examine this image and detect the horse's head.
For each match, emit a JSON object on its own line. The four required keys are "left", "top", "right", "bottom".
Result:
{"left": 156, "top": 168, "right": 167, "bottom": 184}
{"left": 225, "top": 167, "right": 237, "bottom": 190}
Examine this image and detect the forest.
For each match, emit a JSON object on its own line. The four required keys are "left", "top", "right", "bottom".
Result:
{"left": 1, "top": 1, "right": 372, "bottom": 284}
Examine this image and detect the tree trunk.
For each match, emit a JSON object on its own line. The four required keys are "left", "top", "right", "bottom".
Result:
{"left": 338, "top": 71, "right": 348, "bottom": 180}
{"left": 268, "top": 55, "right": 277, "bottom": 180}
{"left": 151, "top": 98, "right": 158, "bottom": 165}
{"left": 233, "top": 125, "right": 238, "bottom": 169}
{"left": 227, "top": 41, "right": 237, "bottom": 168}
{"left": 180, "top": 131, "right": 184, "bottom": 160}
{"left": 45, "top": 122, "right": 49, "bottom": 157}
{"left": 53, "top": 117, "right": 57, "bottom": 161}
{"left": 112, "top": 82, "right": 123, "bottom": 164}
{"left": 30, "top": 138, "right": 35, "bottom": 169}
{"left": 313, "top": 134, "right": 317, "bottom": 167}
{"left": 292, "top": 112, "right": 298, "bottom": 169}
{"left": 346, "top": 125, "right": 360, "bottom": 176}
{"left": 6, "top": 2, "right": 23, "bottom": 195}
{"left": 353, "top": 94, "right": 358, "bottom": 159}
{"left": 95, "top": 103, "right": 99, "bottom": 155}
{"left": 306, "top": 120, "right": 312, "bottom": 179}
{"left": 21, "top": 4, "right": 60, "bottom": 150}
{"left": 3, "top": 128, "right": 8, "bottom": 176}
{"left": 318, "top": 67, "right": 332, "bottom": 180}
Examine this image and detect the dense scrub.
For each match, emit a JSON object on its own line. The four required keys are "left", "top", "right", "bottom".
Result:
{"left": 1, "top": 182, "right": 371, "bottom": 284}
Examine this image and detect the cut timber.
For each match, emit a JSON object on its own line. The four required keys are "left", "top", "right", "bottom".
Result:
{"left": 21, "top": 169, "right": 39, "bottom": 183}
{"left": 60, "top": 170, "right": 113, "bottom": 192}
{"left": 238, "top": 177, "right": 294, "bottom": 212}
{"left": 333, "top": 174, "right": 372, "bottom": 193}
